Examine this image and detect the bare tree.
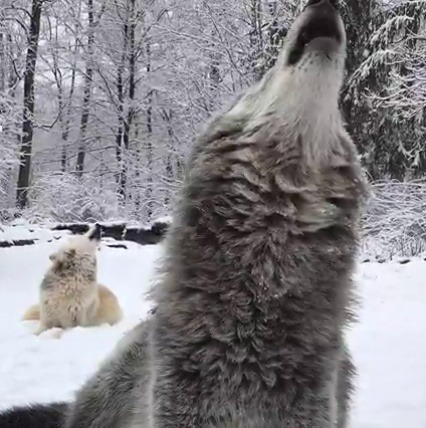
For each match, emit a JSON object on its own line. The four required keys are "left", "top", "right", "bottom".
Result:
{"left": 75, "top": 0, "right": 97, "bottom": 177}
{"left": 16, "top": 0, "right": 43, "bottom": 209}
{"left": 4, "top": 0, "right": 405, "bottom": 224}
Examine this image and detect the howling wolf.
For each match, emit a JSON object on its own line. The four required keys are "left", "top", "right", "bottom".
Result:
{"left": 22, "top": 224, "right": 122, "bottom": 335}
{"left": 0, "top": 0, "right": 368, "bottom": 426}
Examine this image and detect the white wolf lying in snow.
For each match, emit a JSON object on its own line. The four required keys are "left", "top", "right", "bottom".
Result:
{"left": 22, "top": 224, "right": 122, "bottom": 335}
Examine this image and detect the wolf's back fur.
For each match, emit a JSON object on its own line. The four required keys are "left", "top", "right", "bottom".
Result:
{"left": 22, "top": 303, "right": 40, "bottom": 321}
{"left": 95, "top": 284, "right": 123, "bottom": 325}
{"left": 2, "top": 1, "right": 368, "bottom": 426}
{"left": 23, "top": 284, "right": 122, "bottom": 328}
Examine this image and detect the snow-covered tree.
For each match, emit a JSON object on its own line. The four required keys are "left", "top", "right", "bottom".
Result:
{"left": 5, "top": 0, "right": 425, "bottom": 223}
{"left": 345, "top": 0, "right": 426, "bottom": 180}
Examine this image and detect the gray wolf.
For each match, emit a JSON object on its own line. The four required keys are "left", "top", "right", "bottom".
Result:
{"left": 1, "top": 0, "right": 368, "bottom": 426}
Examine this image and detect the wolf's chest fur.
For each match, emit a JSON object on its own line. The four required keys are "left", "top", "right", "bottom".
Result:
{"left": 152, "top": 123, "right": 366, "bottom": 424}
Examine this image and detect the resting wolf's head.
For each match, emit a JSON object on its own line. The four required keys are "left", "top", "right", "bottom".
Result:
{"left": 48, "top": 225, "right": 101, "bottom": 279}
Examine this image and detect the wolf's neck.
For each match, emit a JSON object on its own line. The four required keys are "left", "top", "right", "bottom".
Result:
{"left": 228, "top": 64, "right": 344, "bottom": 167}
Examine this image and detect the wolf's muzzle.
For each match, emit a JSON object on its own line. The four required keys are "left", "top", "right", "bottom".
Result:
{"left": 287, "top": 0, "right": 343, "bottom": 66}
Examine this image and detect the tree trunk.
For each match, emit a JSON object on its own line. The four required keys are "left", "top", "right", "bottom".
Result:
{"left": 57, "top": 5, "right": 80, "bottom": 173}
{"left": 134, "top": 120, "right": 142, "bottom": 214}
{"left": 16, "top": 0, "right": 43, "bottom": 209}
{"left": 60, "top": 60, "right": 77, "bottom": 173}
{"left": 55, "top": 62, "right": 77, "bottom": 173}
{"left": 161, "top": 108, "right": 174, "bottom": 208}
{"left": 0, "top": 30, "right": 5, "bottom": 94}
{"left": 75, "top": 0, "right": 95, "bottom": 178}
{"left": 248, "top": 0, "right": 263, "bottom": 80}
{"left": 145, "top": 39, "right": 154, "bottom": 220}
{"left": 115, "top": 0, "right": 129, "bottom": 201}
{"left": 120, "top": 0, "right": 137, "bottom": 202}
{"left": 115, "top": 63, "right": 125, "bottom": 198}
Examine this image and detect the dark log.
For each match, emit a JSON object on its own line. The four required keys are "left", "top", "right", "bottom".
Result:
{"left": 51, "top": 221, "right": 169, "bottom": 246}
{"left": 0, "top": 239, "right": 37, "bottom": 248}
{"left": 51, "top": 223, "right": 90, "bottom": 234}
{"left": 0, "top": 221, "right": 169, "bottom": 248}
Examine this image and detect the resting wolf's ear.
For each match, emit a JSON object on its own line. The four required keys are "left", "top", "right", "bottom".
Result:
{"left": 49, "top": 253, "right": 56, "bottom": 261}
{"left": 87, "top": 223, "right": 102, "bottom": 242}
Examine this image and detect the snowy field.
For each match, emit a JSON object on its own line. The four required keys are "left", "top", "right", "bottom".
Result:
{"left": 0, "top": 226, "right": 425, "bottom": 427}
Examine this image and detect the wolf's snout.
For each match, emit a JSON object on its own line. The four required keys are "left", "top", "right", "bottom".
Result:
{"left": 301, "top": 0, "right": 342, "bottom": 44}
{"left": 286, "top": 0, "right": 344, "bottom": 66}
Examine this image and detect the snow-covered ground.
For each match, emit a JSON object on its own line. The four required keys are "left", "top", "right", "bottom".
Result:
{"left": 0, "top": 226, "right": 425, "bottom": 427}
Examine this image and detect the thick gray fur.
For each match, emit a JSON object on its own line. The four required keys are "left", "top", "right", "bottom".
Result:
{"left": 64, "top": 322, "right": 151, "bottom": 427}
{"left": 5, "top": 1, "right": 369, "bottom": 427}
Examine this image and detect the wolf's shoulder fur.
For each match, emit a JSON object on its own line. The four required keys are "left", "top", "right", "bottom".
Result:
{"left": 23, "top": 284, "right": 122, "bottom": 329}
{"left": 96, "top": 284, "right": 123, "bottom": 325}
{"left": 64, "top": 321, "right": 151, "bottom": 428}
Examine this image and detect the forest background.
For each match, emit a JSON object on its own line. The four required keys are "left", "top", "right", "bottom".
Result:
{"left": 1, "top": 0, "right": 425, "bottom": 258}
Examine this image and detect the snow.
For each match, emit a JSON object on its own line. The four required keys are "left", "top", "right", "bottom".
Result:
{"left": 152, "top": 215, "right": 173, "bottom": 225}
{"left": 0, "top": 226, "right": 161, "bottom": 408}
{"left": 0, "top": 223, "right": 69, "bottom": 243}
{"left": 0, "top": 227, "right": 425, "bottom": 427}
{"left": 349, "top": 260, "right": 426, "bottom": 427}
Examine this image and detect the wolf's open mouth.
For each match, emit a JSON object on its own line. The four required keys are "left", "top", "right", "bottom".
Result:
{"left": 298, "top": 13, "right": 341, "bottom": 47}
{"left": 287, "top": 12, "right": 341, "bottom": 66}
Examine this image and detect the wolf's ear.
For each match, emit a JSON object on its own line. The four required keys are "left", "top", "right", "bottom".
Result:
{"left": 49, "top": 253, "right": 56, "bottom": 261}
{"left": 66, "top": 248, "right": 76, "bottom": 258}
{"left": 87, "top": 223, "right": 102, "bottom": 242}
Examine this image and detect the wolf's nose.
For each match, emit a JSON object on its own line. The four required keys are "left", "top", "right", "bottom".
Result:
{"left": 306, "top": 0, "right": 339, "bottom": 9}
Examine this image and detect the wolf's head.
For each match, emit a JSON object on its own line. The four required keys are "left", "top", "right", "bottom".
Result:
{"left": 223, "top": 0, "right": 348, "bottom": 166}
{"left": 283, "top": 0, "right": 345, "bottom": 69}
{"left": 48, "top": 225, "right": 101, "bottom": 278}
{"left": 263, "top": 0, "right": 346, "bottom": 115}
{"left": 278, "top": 0, "right": 346, "bottom": 107}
